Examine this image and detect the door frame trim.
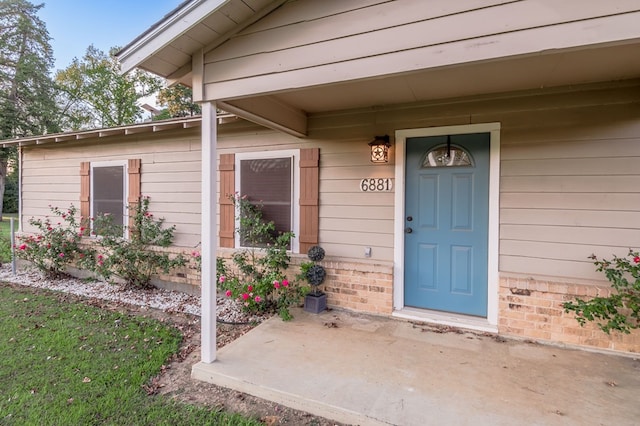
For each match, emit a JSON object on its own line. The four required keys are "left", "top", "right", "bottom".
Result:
{"left": 393, "top": 123, "right": 500, "bottom": 326}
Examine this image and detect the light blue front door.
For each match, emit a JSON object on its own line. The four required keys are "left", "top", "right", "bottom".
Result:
{"left": 404, "top": 133, "right": 489, "bottom": 317}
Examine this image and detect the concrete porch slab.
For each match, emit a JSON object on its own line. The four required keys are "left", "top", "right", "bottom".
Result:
{"left": 192, "top": 309, "right": 640, "bottom": 426}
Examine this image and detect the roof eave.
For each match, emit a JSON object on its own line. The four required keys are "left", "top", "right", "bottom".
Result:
{"left": 117, "top": 0, "right": 230, "bottom": 75}
{"left": 1, "top": 115, "right": 217, "bottom": 148}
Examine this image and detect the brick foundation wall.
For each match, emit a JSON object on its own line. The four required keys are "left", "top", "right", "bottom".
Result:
{"left": 215, "top": 250, "right": 394, "bottom": 314}
{"left": 320, "top": 258, "right": 394, "bottom": 315}
{"left": 499, "top": 276, "right": 640, "bottom": 353}
{"left": 154, "top": 248, "right": 640, "bottom": 354}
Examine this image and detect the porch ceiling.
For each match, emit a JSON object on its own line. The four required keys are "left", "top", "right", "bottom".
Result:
{"left": 248, "top": 41, "right": 640, "bottom": 115}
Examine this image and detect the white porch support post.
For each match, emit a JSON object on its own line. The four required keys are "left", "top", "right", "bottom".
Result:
{"left": 201, "top": 101, "right": 218, "bottom": 363}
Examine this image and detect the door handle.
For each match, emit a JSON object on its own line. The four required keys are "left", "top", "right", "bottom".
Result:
{"left": 405, "top": 227, "right": 413, "bottom": 234}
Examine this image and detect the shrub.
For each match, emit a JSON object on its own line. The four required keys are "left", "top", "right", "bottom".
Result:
{"left": 91, "top": 197, "right": 185, "bottom": 289}
{"left": 563, "top": 250, "right": 640, "bottom": 334}
{"left": 16, "top": 205, "right": 94, "bottom": 278}
{"left": 217, "top": 194, "right": 306, "bottom": 321}
{"left": 3, "top": 171, "right": 18, "bottom": 213}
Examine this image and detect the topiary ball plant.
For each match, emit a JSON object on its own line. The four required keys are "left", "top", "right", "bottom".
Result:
{"left": 305, "top": 245, "right": 326, "bottom": 296}
{"left": 307, "top": 245, "right": 325, "bottom": 262}
{"left": 307, "top": 264, "right": 326, "bottom": 287}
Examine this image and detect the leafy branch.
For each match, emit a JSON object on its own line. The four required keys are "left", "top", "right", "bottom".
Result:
{"left": 563, "top": 250, "right": 640, "bottom": 334}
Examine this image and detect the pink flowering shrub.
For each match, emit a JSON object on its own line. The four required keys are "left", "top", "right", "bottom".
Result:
{"left": 90, "top": 196, "right": 185, "bottom": 289}
{"left": 216, "top": 194, "right": 308, "bottom": 320}
{"left": 17, "top": 204, "right": 95, "bottom": 278}
{"left": 191, "top": 250, "right": 201, "bottom": 272}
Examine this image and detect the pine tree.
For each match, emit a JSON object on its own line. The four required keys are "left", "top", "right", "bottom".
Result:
{"left": 0, "top": 0, "right": 60, "bottom": 215}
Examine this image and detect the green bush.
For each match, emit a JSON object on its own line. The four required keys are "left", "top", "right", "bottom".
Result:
{"left": 3, "top": 172, "right": 18, "bottom": 213}
{"left": 91, "top": 196, "right": 185, "bottom": 289}
{"left": 563, "top": 250, "right": 640, "bottom": 334}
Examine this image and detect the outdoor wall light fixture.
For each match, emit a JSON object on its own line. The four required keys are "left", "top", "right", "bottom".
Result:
{"left": 369, "top": 135, "right": 391, "bottom": 163}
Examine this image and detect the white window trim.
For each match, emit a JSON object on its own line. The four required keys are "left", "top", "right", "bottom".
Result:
{"left": 234, "top": 149, "right": 300, "bottom": 253}
{"left": 90, "top": 160, "right": 128, "bottom": 237}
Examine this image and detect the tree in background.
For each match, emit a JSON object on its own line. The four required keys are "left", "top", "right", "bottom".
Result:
{"left": 55, "top": 45, "right": 162, "bottom": 130}
{"left": 155, "top": 84, "right": 201, "bottom": 119}
{"left": 0, "top": 0, "right": 60, "bottom": 217}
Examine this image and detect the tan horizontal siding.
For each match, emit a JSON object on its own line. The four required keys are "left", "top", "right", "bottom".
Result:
{"left": 500, "top": 192, "right": 640, "bottom": 211}
{"left": 501, "top": 209, "right": 639, "bottom": 229}
{"left": 307, "top": 80, "right": 640, "bottom": 278}
{"left": 21, "top": 131, "right": 202, "bottom": 248}
{"left": 320, "top": 206, "right": 394, "bottom": 220}
{"left": 502, "top": 157, "right": 639, "bottom": 177}
{"left": 500, "top": 240, "right": 622, "bottom": 263}
{"left": 143, "top": 171, "right": 202, "bottom": 183}
{"left": 321, "top": 218, "right": 393, "bottom": 234}
{"left": 203, "top": 0, "right": 640, "bottom": 99}
{"left": 500, "top": 175, "right": 639, "bottom": 193}
{"left": 19, "top": 81, "right": 640, "bottom": 280}
{"left": 205, "top": 0, "right": 638, "bottom": 82}
{"left": 500, "top": 224, "right": 640, "bottom": 248}
{"left": 500, "top": 256, "right": 599, "bottom": 280}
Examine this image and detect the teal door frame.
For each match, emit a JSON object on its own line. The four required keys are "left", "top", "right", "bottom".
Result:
{"left": 393, "top": 124, "right": 501, "bottom": 327}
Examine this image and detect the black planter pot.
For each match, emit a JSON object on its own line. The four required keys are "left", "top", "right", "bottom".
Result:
{"left": 304, "top": 292, "right": 327, "bottom": 314}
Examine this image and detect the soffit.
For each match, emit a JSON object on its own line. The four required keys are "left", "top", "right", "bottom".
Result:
{"left": 117, "top": 0, "right": 284, "bottom": 83}
{"left": 268, "top": 41, "right": 640, "bottom": 114}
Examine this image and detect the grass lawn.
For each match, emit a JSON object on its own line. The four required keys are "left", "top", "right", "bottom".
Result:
{"left": 0, "top": 284, "right": 261, "bottom": 425}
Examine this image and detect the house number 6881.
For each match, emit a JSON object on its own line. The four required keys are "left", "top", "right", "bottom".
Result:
{"left": 360, "top": 178, "right": 393, "bottom": 192}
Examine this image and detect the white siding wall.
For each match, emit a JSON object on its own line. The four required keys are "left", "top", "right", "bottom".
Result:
{"left": 21, "top": 129, "right": 202, "bottom": 248}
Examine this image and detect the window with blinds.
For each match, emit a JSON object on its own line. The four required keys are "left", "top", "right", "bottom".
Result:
{"left": 92, "top": 163, "right": 126, "bottom": 228}
{"left": 239, "top": 157, "right": 292, "bottom": 246}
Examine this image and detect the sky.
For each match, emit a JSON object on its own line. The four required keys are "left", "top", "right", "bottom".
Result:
{"left": 37, "top": 0, "right": 183, "bottom": 73}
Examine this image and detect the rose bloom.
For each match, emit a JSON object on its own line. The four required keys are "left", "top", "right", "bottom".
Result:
{"left": 282, "top": 279, "right": 289, "bottom": 287}
{"left": 219, "top": 275, "right": 226, "bottom": 283}
{"left": 274, "top": 281, "right": 281, "bottom": 289}
{"left": 241, "top": 293, "right": 249, "bottom": 301}
{"left": 225, "top": 290, "right": 232, "bottom": 297}
{"left": 634, "top": 256, "right": 640, "bottom": 264}
{"left": 247, "top": 285, "right": 253, "bottom": 292}
{"left": 19, "top": 244, "right": 26, "bottom": 250}
{"left": 58, "top": 253, "right": 64, "bottom": 258}
{"left": 254, "top": 296, "right": 262, "bottom": 303}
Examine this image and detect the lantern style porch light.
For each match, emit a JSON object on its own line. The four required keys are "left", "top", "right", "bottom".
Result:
{"left": 368, "top": 135, "right": 391, "bottom": 163}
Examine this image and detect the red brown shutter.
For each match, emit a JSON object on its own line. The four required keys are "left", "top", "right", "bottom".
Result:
{"left": 80, "top": 162, "right": 90, "bottom": 234}
{"left": 219, "top": 153, "right": 235, "bottom": 248}
{"left": 128, "top": 159, "right": 141, "bottom": 231}
{"left": 299, "top": 148, "right": 319, "bottom": 254}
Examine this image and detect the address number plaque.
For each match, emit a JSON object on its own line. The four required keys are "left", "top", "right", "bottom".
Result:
{"left": 360, "top": 178, "right": 393, "bottom": 192}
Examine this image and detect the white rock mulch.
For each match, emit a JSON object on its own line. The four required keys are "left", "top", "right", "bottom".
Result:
{"left": 0, "top": 265, "right": 267, "bottom": 324}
